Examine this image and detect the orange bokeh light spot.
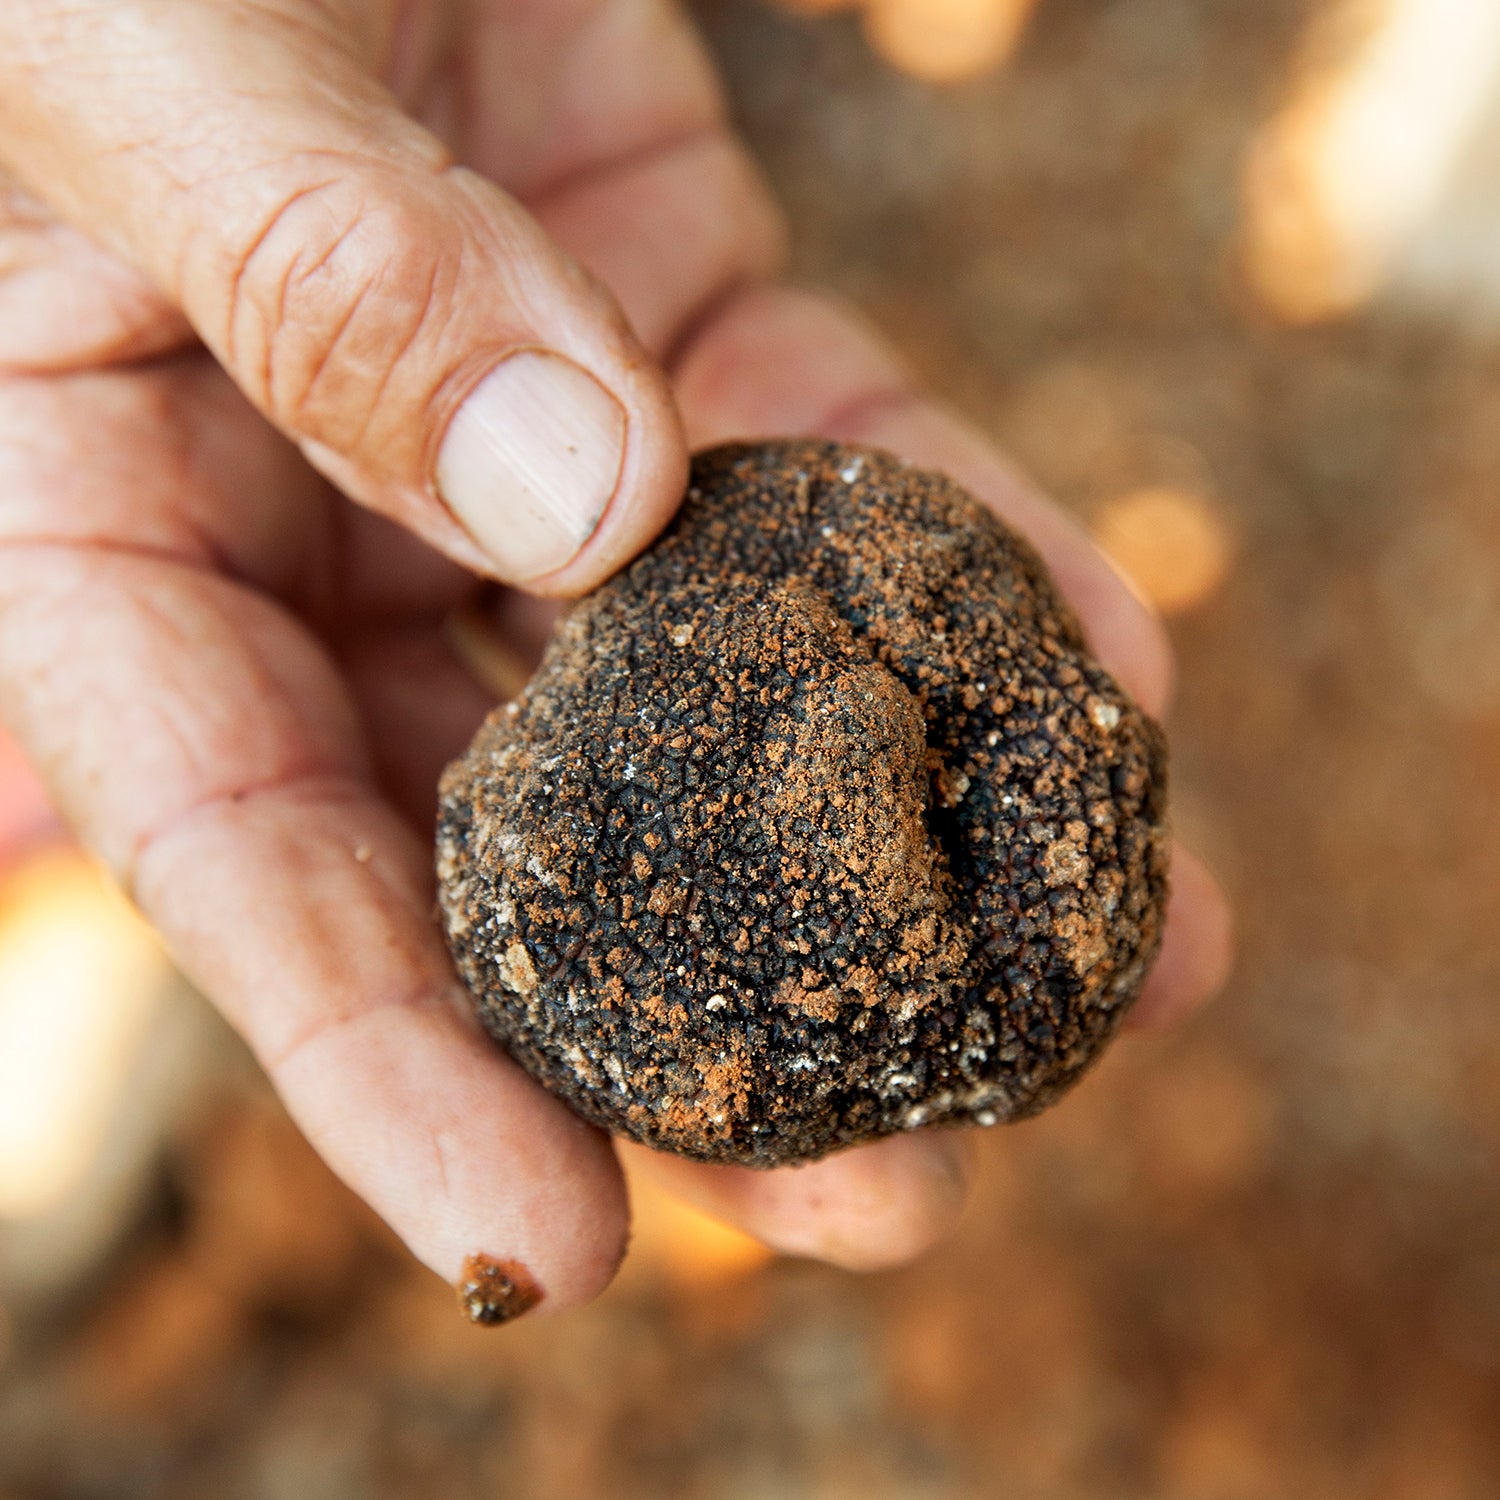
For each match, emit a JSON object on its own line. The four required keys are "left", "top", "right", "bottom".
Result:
{"left": 0, "top": 852, "right": 171, "bottom": 1221}
{"left": 627, "top": 1171, "right": 775, "bottom": 1288}
{"left": 1241, "top": 0, "right": 1500, "bottom": 323}
{"left": 864, "top": 0, "right": 1038, "bottom": 85}
{"left": 1093, "top": 486, "right": 1234, "bottom": 617}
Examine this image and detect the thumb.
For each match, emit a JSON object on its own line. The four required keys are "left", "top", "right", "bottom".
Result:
{"left": 0, "top": 0, "right": 686, "bottom": 591}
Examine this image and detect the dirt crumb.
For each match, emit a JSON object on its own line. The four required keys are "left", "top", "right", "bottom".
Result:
{"left": 455, "top": 1255, "right": 543, "bottom": 1326}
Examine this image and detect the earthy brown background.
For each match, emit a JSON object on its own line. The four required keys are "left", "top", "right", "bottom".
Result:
{"left": 4, "top": 0, "right": 1500, "bottom": 1495}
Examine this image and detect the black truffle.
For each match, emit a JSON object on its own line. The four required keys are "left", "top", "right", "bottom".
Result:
{"left": 437, "top": 441, "right": 1169, "bottom": 1166}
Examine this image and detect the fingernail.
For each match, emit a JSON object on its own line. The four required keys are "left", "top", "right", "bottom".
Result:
{"left": 436, "top": 350, "right": 626, "bottom": 581}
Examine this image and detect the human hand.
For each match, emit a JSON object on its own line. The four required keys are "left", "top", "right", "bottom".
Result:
{"left": 0, "top": 0, "right": 1230, "bottom": 1314}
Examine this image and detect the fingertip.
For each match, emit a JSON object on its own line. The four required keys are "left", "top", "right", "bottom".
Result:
{"left": 451, "top": 1103, "right": 633, "bottom": 1318}
{"left": 277, "top": 1001, "right": 633, "bottom": 1319}
{"left": 1126, "top": 841, "right": 1235, "bottom": 1032}
{"left": 625, "top": 1128, "right": 974, "bottom": 1274}
{"left": 803, "top": 1132, "right": 976, "bottom": 1273}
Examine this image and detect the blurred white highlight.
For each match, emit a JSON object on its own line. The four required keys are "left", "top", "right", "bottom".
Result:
{"left": 1245, "top": 0, "right": 1500, "bottom": 321}
{"left": 0, "top": 853, "right": 169, "bottom": 1220}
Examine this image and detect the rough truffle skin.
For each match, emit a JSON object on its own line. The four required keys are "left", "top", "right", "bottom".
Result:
{"left": 437, "top": 441, "right": 1170, "bottom": 1166}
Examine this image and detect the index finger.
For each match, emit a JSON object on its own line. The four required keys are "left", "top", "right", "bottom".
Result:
{"left": 0, "top": 371, "right": 627, "bottom": 1313}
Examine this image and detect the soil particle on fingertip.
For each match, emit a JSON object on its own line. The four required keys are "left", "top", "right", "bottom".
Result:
{"left": 456, "top": 1255, "right": 543, "bottom": 1326}
{"left": 437, "top": 440, "right": 1170, "bottom": 1167}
